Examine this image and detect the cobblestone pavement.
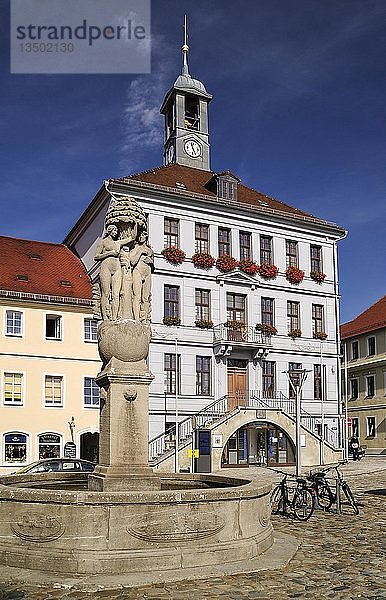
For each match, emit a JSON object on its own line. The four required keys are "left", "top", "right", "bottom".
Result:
{"left": 1, "top": 459, "right": 385, "bottom": 600}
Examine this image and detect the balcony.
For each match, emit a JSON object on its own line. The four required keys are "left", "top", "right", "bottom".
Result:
{"left": 213, "top": 323, "right": 272, "bottom": 357}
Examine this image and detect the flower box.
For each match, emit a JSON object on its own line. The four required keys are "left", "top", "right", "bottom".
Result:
{"left": 216, "top": 255, "right": 239, "bottom": 273}
{"left": 313, "top": 331, "right": 327, "bottom": 340}
{"left": 161, "top": 246, "right": 186, "bottom": 265}
{"left": 192, "top": 252, "right": 216, "bottom": 269}
{"left": 255, "top": 323, "right": 278, "bottom": 335}
{"left": 224, "top": 320, "right": 246, "bottom": 331}
{"left": 259, "top": 263, "right": 279, "bottom": 280}
{"left": 195, "top": 319, "right": 214, "bottom": 329}
{"left": 163, "top": 316, "right": 181, "bottom": 326}
{"left": 286, "top": 266, "right": 305, "bottom": 284}
{"left": 310, "top": 270, "right": 326, "bottom": 283}
{"left": 288, "top": 329, "right": 302, "bottom": 339}
{"left": 239, "top": 259, "right": 259, "bottom": 275}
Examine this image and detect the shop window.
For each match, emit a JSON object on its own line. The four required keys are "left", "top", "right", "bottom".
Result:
{"left": 38, "top": 433, "right": 61, "bottom": 459}
{"left": 4, "top": 433, "right": 27, "bottom": 463}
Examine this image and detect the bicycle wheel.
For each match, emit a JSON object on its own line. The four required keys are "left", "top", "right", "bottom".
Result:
{"left": 317, "top": 482, "right": 334, "bottom": 510}
{"left": 293, "top": 488, "right": 315, "bottom": 521}
{"left": 342, "top": 482, "right": 359, "bottom": 515}
{"left": 270, "top": 485, "right": 284, "bottom": 515}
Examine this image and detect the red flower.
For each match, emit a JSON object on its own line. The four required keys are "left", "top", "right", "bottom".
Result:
{"left": 216, "top": 255, "right": 239, "bottom": 273}
{"left": 161, "top": 246, "right": 186, "bottom": 265}
{"left": 286, "top": 266, "right": 305, "bottom": 284}
{"left": 310, "top": 270, "right": 326, "bottom": 283}
{"left": 192, "top": 252, "right": 216, "bottom": 269}
{"left": 259, "top": 263, "right": 279, "bottom": 280}
{"left": 239, "top": 259, "right": 259, "bottom": 275}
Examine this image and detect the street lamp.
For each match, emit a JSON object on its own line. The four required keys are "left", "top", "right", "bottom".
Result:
{"left": 283, "top": 369, "right": 311, "bottom": 476}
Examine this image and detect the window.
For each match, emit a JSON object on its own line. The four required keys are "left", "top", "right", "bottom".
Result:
{"left": 195, "top": 223, "right": 209, "bottom": 254}
{"left": 164, "top": 285, "right": 180, "bottom": 319}
{"left": 218, "top": 227, "right": 231, "bottom": 256}
{"left": 261, "top": 298, "right": 274, "bottom": 327}
{"left": 4, "top": 433, "right": 27, "bottom": 463}
{"left": 164, "top": 218, "right": 179, "bottom": 247}
{"left": 310, "top": 245, "right": 322, "bottom": 272}
{"left": 46, "top": 314, "right": 62, "bottom": 340}
{"left": 195, "top": 289, "right": 211, "bottom": 321}
{"left": 366, "top": 375, "right": 375, "bottom": 398}
{"left": 239, "top": 232, "right": 252, "bottom": 260}
{"left": 84, "top": 318, "right": 98, "bottom": 342}
{"left": 3, "top": 373, "right": 23, "bottom": 406}
{"left": 185, "top": 94, "right": 200, "bottom": 129}
{"left": 287, "top": 301, "right": 300, "bottom": 332}
{"left": 367, "top": 336, "right": 376, "bottom": 356}
{"left": 351, "top": 417, "right": 359, "bottom": 437}
{"left": 38, "top": 433, "right": 61, "bottom": 459}
{"left": 314, "top": 365, "right": 322, "bottom": 400}
{"left": 350, "top": 378, "right": 359, "bottom": 400}
{"left": 312, "top": 304, "right": 324, "bottom": 335}
{"left": 45, "top": 375, "right": 63, "bottom": 407}
{"left": 285, "top": 240, "right": 298, "bottom": 268}
{"left": 262, "top": 362, "right": 276, "bottom": 398}
{"left": 164, "top": 353, "right": 180, "bottom": 394}
{"left": 218, "top": 179, "right": 237, "bottom": 201}
{"left": 5, "top": 310, "right": 22, "bottom": 336}
{"left": 84, "top": 378, "right": 100, "bottom": 407}
{"left": 260, "top": 236, "right": 273, "bottom": 264}
{"left": 366, "top": 416, "right": 376, "bottom": 438}
{"left": 351, "top": 341, "right": 359, "bottom": 360}
{"left": 196, "top": 356, "right": 211, "bottom": 395}
{"left": 288, "top": 362, "right": 302, "bottom": 399}
{"left": 226, "top": 293, "right": 246, "bottom": 323}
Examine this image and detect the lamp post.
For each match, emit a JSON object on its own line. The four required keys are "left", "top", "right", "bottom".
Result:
{"left": 283, "top": 369, "right": 310, "bottom": 476}
{"left": 174, "top": 337, "right": 179, "bottom": 474}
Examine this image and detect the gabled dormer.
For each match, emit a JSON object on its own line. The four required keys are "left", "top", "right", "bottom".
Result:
{"left": 205, "top": 171, "right": 240, "bottom": 202}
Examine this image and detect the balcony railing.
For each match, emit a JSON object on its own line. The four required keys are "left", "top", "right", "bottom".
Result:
{"left": 213, "top": 324, "right": 272, "bottom": 346}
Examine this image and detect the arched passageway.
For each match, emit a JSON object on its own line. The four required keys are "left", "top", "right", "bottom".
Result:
{"left": 80, "top": 432, "right": 99, "bottom": 463}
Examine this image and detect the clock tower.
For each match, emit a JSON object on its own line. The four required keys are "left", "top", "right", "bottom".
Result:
{"left": 160, "top": 17, "right": 212, "bottom": 171}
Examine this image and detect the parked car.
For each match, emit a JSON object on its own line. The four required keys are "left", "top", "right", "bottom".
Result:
{"left": 13, "top": 458, "right": 96, "bottom": 474}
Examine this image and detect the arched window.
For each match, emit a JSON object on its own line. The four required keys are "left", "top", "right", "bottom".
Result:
{"left": 4, "top": 433, "right": 27, "bottom": 463}
{"left": 38, "top": 433, "right": 61, "bottom": 459}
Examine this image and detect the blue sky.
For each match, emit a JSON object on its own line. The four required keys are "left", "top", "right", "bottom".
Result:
{"left": 0, "top": 0, "right": 385, "bottom": 323}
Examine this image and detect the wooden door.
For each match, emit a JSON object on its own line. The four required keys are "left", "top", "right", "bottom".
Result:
{"left": 227, "top": 368, "right": 247, "bottom": 411}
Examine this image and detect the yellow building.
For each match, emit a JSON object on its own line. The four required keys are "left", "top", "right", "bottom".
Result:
{"left": 0, "top": 235, "right": 100, "bottom": 473}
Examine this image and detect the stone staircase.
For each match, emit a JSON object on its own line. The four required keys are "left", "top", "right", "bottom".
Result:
{"left": 149, "top": 391, "right": 341, "bottom": 470}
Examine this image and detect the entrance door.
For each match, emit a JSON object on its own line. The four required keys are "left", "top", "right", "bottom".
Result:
{"left": 227, "top": 359, "right": 247, "bottom": 411}
{"left": 80, "top": 432, "right": 99, "bottom": 463}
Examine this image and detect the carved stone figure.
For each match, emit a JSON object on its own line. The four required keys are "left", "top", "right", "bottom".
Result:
{"left": 130, "top": 232, "right": 154, "bottom": 322}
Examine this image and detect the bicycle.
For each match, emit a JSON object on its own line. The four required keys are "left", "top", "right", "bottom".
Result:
{"left": 271, "top": 474, "right": 315, "bottom": 521}
{"left": 307, "top": 463, "right": 359, "bottom": 515}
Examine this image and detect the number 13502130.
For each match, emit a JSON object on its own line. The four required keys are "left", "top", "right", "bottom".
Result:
{"left": 19, "top": 42, "right": 74, "bottom": 53}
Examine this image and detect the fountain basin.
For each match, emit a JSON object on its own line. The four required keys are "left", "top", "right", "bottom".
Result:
{"left": 0, "top": 472, "right": 273, "bottom": 576}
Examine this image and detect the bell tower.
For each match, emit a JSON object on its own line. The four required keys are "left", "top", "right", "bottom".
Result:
{"left": 160, "top": 16, "right": 212, "bottom": 171}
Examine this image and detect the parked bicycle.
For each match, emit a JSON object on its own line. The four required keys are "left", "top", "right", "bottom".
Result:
{"left": 307, "top": 463, "right": 359, "bottom": 515}
{"left": 271, "top": 474, "right": 315, "bottom": 521}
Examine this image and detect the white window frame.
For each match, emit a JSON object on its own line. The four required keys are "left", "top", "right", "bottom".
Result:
{"left": 2, "top": 370, "right": 24, "bottom": 407}
{"left": 366, "top": 335, "right": 376, "bottom": 357}
{"left": 365, "top": 375, "right": 375, "bottom": 398}
{"left": 3, "top": 432, "right": 29, "bottom": 466}
{"left": 4, "top": 309, "right": 23, "bottom": 337}
{"left": 44, "top": 312, "right": 63, "bottom": 341}
{"left": 366, "top": 416, "right": 376, "bottom": 438}
{"left": 351, "top": 340, "right": 359, "bottom": 360}
{"left": 43, "top": 373, "right": 64, "bottom": 408}
{"left": 83, "top": 376, "right": 100, "bottom": 408}
{"left": 83, "top": 318, "right": 98, "bottom": 343}
{"left": 350, "top": 378, "right": 359, "bottom": 400}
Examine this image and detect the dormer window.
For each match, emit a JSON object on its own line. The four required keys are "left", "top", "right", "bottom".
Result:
{"left": 216, "top": 173, "right": 239, "bottom": 202}
{"left": 184, "top": 94, "right": 200, "bottom": 129}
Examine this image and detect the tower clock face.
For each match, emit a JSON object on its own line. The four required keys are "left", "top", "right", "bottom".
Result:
{"left": 184, "top": 139, "right": 201, "bottom": 158}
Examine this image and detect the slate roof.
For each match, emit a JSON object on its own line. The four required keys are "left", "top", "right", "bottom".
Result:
{"left": 340, "top": 295, "right": 386, "bottom": 339}
{"left": 0, "top": 235, "right": 92, "bottom": 300}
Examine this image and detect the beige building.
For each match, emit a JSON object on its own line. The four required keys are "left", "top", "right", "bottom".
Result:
{"left": 341, "top": 295, "right": 386, "bottom": 455}
{"left": 0, "top": 235, "right": 100, "bottom": 473}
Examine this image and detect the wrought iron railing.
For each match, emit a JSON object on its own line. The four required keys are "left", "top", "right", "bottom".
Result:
{"left": 213, "top": 324, "right": 272, "bottom": 346}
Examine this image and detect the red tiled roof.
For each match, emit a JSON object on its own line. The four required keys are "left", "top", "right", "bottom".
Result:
{"left": 0, "top": 236, "right": 92, "bottom": 299}
{"left": 119, "top": 163, "right": 323, "bottom": 222}
{"left": 340, "top": 295, "right": 386, "bottom": 339}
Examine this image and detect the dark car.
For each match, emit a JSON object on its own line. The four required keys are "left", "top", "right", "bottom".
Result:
{"left": 13, "top": 458, "right": 96, "bottom": 474}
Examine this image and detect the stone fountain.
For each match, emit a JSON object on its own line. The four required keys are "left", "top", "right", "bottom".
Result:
{"left": 0, "top": 194, "right": 276, "bottom": 585}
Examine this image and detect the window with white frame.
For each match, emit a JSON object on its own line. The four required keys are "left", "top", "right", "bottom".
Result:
{"left": 312, "top": 304, "right": 324, "bottom": 335}
{"left": 351, "top": 341, "right": 359, "bottom": 360}
{"left": 45, "top": 314, "right": 62, "bottom": 340}
{"left": 5, "top": 310, "right": 22, "bottom": 336}
{"left": 287, "top": 301, "right": 300, "bottom": 332}
{"left": 285, "top": 240, "right": 298, "bottom": 268}
{"left": 239, "top": 232, "right": 252, "bottom": 260}
{"left": 310, "top": 245, "right": 323, "bottom": 272}
{"left": 367, "top": 336, "right": 376, "bottom": 356}
{"left": 44, "top": 375, "right": 63, "bottom": 406}
{"left": 4, "top": 433, "right": 27, "bottom": 463}
{"left": 84, "top": 377, "right": 100, "bottom": 407}
{"left": 195, "top": 289, "right": 211, "bottom": 322}
{"left": 350, "top": 378, "right": 359, "bottom": 400}
{"left": 164, "top": 218, "right": 179, "bottom": 247}
{"left": 261, "top": 298, "right": 275, "bottom": 327}
{"left": 195, "top": 223, "right": 209, "bottom": 254}
{"left": 351, "top": 417, "right": 359, "bottom": 437}
{"left": 196, "top": 356, "right": 211, "bottom": 395}
{"left": 365, "top": 375, "right": 375, "bottom": 397}
{"left": 260, "top": 236, "right": 273, "bottom": 264}
{"left": 3, "top": 372, "right": 23, "bottom": 405}
{"left": 366, "top": 416, "right": 376, "bottom": 437}
{"left": 84, "top": 318, "right": 98, "bottom": 342}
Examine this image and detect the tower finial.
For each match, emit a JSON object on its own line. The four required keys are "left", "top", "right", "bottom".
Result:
{"left": 181, "top": 14, "right": 190, "bottom": 76}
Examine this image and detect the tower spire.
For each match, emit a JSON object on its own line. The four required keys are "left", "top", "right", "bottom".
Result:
{"left": 181, "top": 15, "right": 190, "bottom": 76}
